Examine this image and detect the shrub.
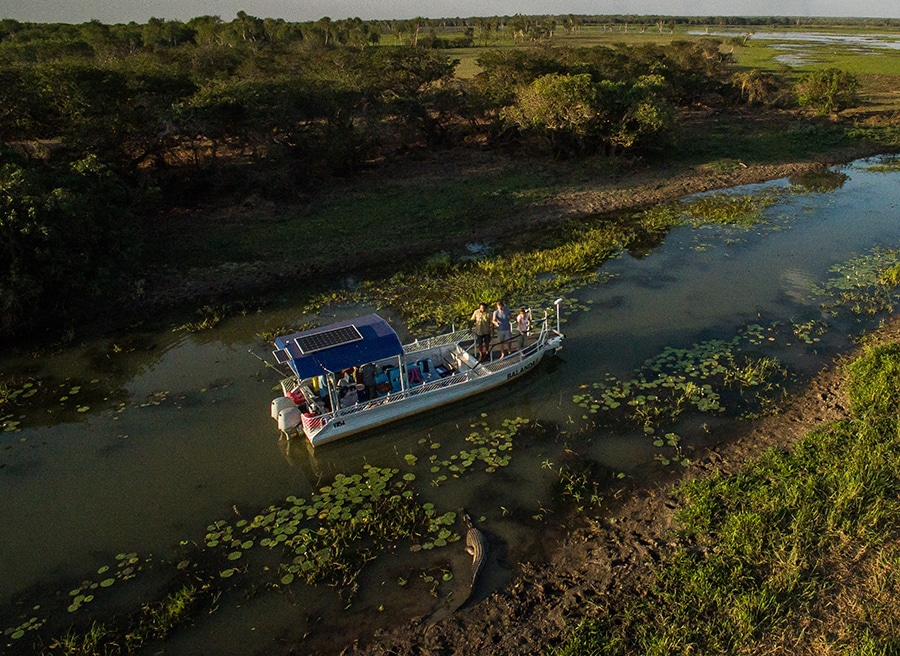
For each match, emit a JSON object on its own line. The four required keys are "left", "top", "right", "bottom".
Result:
{"left": 794, "top": 67, "right": 859, "bottom": 115}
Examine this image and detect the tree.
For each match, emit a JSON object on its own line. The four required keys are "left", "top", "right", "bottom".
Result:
{"left": 503, "top": 71, "right": 674, "bottom": 157}
{"left": 0, "top": 152, "right": 136, "bottom": 337}
{"left": 142, "top": 17, "right": 193, "bottom": 48}
{"left": 794, "top": 67, "right": 859, "bottom": 115}
{"left": 187, "top": 15, "right": 223, "bottom": 46}
{"left": 473, "top": 49, "right": 566, "bottom": 108}
{"left": 503, "top": 73, "right": 600, "bottom": 155}
{"left": 606, "top": 74, "right": 674, "bottom": 153}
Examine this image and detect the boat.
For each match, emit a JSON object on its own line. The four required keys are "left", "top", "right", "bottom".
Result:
{"left": 270, "top": 300, "right": 565, "bottom": 446}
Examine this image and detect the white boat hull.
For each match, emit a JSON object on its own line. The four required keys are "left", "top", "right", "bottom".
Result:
{"left": 270, "top": 306, "right": 565, "bottom": 447}
{"left": 305, "top": 339, "right": 559, "bottom": 445}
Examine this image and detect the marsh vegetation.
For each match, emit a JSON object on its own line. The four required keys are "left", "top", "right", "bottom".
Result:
{"left": 2, "top": 13, "right": 899, "bottom": 341}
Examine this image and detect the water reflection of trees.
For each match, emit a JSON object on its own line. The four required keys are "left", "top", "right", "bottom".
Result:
{"left": 789, "top": 169, "right": 849, "bottom": 193}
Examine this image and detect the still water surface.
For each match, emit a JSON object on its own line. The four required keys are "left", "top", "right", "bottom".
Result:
{"left": 2, "top": 157, "right": 900, "bottom": 652}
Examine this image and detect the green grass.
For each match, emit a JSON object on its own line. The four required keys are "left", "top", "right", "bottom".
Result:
{"left": 845, "top": 342, "right": 900, "bottom": 418}
{"left": 143, "top": 163, "right": 558, "bottom": 272}
{"left": 558, "top": 340, "right": 900, "bottom": 656}
{"left": 675, "top": 118, "right": 852, "bottom": 167}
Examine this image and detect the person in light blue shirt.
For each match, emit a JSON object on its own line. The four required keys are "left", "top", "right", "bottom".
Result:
{"left": 492, "top": 300, "right": 512, "bottom": 357}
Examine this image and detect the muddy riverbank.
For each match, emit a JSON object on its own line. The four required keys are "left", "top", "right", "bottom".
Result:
{"left": 132, "top": 129, "right": 889, "bottom": 320}
{"left": 339, "top": 290, "right": 893, "bottom": 656}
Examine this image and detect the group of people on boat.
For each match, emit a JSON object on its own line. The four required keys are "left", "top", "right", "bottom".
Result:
{"left": 470, "top": 300, "right": 529, "bottom": 362}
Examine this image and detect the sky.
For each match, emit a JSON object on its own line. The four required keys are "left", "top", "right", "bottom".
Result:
{"left": 1, "top": 0, "right": 898, "bottom": 24}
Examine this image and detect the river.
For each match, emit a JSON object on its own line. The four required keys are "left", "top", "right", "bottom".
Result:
{"left": 2, "top": 156, "right": 900, "bottom": 654}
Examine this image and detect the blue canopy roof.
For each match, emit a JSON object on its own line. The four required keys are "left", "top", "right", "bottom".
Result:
{"left": 273, "top": 314, "right": 403, "bottom": 380}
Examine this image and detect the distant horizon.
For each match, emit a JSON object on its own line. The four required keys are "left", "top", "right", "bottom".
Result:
{"left": 6, "top": 13, "right": 900, "bottom": 26}
{"left": 2, "top": 1, "right": 899, "bottom": 26}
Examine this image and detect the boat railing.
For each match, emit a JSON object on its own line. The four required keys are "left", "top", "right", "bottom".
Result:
{"left": 281, "top": 376, "right": 300, "bottom": 396}
{"left": 327, "top": 370, "right": 471, "bottom": 422}
{"left": 404, "top": 329, "right": 472, "bottom": 356}
{"left": 301, "top": 411, "right": 327, "bottom": 436}
{"left": 290, "top": 307, "right": 561, "bottom": 441}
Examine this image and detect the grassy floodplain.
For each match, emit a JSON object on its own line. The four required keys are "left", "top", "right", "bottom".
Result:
{"left": 138, "top": 23, "right": 900, "bottom": 326}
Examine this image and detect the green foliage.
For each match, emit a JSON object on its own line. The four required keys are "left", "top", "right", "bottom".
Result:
{"left": 732, "top": 68, "right": 784, "bottom": 105}
{"left": 504, "top": 72, "right": 674, "bottom": 156}
{"left": 346, "top": 220, "right": 628, "bottom": 329}
{"left": 847, "top": 124, "right": 900, "bottom": 149}
{"left": 638, "top": 191, "right": 779, "bottom": 233}
{"left": 0, "top": 151, "right": 136, "bottom": 337}
{"left": 814, "top": 247, "right": 900, "bottom": 317}
{"left": 575, "top": 325, "right": 789, "bottom": 435}
{"left": 0, "top": 17, "right": 894, "bottom": 339}
{"left": 795, "top": 67, "right": 860, "bottom": 115}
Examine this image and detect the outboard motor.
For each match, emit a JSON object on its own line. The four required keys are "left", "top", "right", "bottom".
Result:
{"left": 277, "top": 406, "right": 302, "bottom": 432}
{"left": 271, "top": 396, "right": 296, "bottom": 419}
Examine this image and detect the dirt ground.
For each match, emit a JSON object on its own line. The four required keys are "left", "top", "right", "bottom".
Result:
{"left": 332, "top": 307, "right": 900, "bottom": 656}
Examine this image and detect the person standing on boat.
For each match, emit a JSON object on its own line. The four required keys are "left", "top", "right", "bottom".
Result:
{"left": 471, "top": 302, "right": 493, "bottom": 361}
{"left": 360, "top": 362, "right": 378, "bottom": 401}
{"left": 493, "top": 300, "right": 512, "bottom": 357}
{"left": 516, "top": 307, "right": 529, "bottom": 352}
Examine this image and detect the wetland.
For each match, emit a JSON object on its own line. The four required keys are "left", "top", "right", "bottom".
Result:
{"left": 4, "top": 154, "right": 900, "bottom": 654}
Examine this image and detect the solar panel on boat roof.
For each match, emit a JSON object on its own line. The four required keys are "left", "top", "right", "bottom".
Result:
{"left": 296, "top": 325, "right": 363, "bottom": 354}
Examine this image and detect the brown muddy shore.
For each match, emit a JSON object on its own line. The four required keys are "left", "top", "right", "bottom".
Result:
{"left": 134, "top": 139, "right": 888, "bottom": 316}
{"left": 334, "top": 336, "right": 858, "bottom": 656}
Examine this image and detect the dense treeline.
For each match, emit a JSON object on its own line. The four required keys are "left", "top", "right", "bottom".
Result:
{"left": 0, "top": 14, "right": 854, "bottom": 339}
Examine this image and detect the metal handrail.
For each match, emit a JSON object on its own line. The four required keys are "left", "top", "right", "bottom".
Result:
{"left": 404, "top": 329, "right": 471, "bottom": 356}
{"left": 306, "top": 338, "right": 554, "bottom": 436}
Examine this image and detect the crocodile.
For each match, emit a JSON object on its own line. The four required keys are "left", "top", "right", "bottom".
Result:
{"left": 458, "top": 508, "right": 488, "bottom": 610}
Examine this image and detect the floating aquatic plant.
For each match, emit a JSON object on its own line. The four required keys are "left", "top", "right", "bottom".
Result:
{"left": 173, "top": 304, "right": 227, "bottom": 333}
{"left": 413, "top": 416, "right": 529, "bottom": 485}
{"left": 203, "top": 464, "right": 459, "bottom": 598}
{"left": 790, "top": 318, "right": 827, "bottom": 344}
{"left": 863, "top": 157, "right": 900, "bottom": 173}
{"left": 574, "top": 324, "right": 790, "bottom": 435}
{"left": 638, "top": 191, "right": 781, "bottom": 235}
{"left": 815, "top": 247, "right": 900, "bottom": 317}
{"left": 66, "top": 552, "right": 147, "bottom": 614}
{"left": 0, "top": 375, "right": 119, "bottom": 433}
{"left": 3, "top": 613, "right": 45, "bottom": 643}
{"left": 554, "top": 460, "right": 614, "bottom": 513}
